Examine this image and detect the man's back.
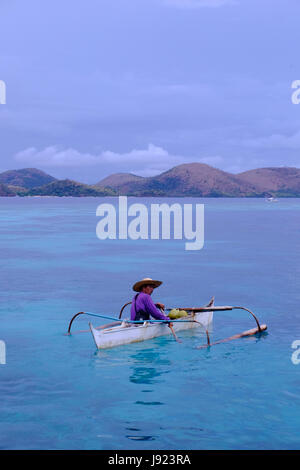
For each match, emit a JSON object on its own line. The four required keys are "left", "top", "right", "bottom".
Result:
{"left": 130, "top": 292, "right": 169, "bottom": 322}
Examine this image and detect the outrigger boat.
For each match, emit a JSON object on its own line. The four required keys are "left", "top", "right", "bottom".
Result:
{"left": 67, "top": 297, "right": 267, "bottom": 350}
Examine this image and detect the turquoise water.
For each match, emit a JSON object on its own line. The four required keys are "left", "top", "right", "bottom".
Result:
{"left": 1, "top": 197, "right": 300, "bottom": 450}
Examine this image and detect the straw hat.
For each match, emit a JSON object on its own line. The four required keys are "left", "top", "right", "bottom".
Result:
{"left": 132, "top": 277, "right": 162, "bottom": 292}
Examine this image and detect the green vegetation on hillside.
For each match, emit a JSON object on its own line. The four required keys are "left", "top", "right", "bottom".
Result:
{"left": 22, "top": 180, "right": 117, "bottom": 197}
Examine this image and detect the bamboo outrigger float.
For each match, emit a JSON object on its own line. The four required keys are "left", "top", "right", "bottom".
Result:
{"left": 67, "top": 297, "right": 267, "bottom": 350}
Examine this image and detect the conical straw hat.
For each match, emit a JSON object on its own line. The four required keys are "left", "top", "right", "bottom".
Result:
{"left": 132, "top": 277, "right": 162, "bottom": 292}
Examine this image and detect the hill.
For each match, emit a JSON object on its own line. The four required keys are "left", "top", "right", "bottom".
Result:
{"left": 237, "top": 167, "right": 300, "bottom": 196}
{"left": 108, "top": 163, "right": 261, "bottom": 197}
{"left": 96, "top": 172, "right": 144, "bottom": 190}
{"left": 24, "top": 179, "right": 117, "bottom": 197}
{"left": 0, "top": 168, "right": 57, "bottom": 189}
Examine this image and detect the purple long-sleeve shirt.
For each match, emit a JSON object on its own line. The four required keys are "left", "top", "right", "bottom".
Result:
{"left": 130, "top": 292, "right": 170, "bottom": 322}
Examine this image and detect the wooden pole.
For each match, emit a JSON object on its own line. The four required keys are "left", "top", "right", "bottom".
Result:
{"left": 197, "top": 324, "right": 267, "bottom": 349}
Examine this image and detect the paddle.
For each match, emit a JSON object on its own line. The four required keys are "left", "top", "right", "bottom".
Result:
{"left": 168, "top": 323, "right": 182, "bottom": 343}
{"left": 156, "top": 306, "right": 182, "bottom": 343}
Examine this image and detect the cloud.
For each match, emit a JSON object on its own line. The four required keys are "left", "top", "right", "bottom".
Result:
{"left": 240, "top": 131, "right": 300, "bottom": 150}
{"left": 14, "top": 144, "right": 182, "bottom": 175}
{"left": 14, "top": 144, "right": 223, "bottom": 177}
{"left": 14, "top": 146, "right": 100, "bottom": 168}
{"left": 102, "top": 144, "right": 169, "bottom": 163}
{"left": 163, "top": 0, "right": 238, "bottom": 8}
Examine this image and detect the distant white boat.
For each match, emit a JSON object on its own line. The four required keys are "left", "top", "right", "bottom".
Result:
{"left": 266, "top": 196, "right": 278, "bottom": 202}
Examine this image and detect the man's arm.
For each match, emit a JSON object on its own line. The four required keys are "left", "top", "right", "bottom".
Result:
{"left": 144, "top": 295, "right": 170, "bottom": 322}
{"left": 155, "top": 302, "right": 165, "bottom": 310}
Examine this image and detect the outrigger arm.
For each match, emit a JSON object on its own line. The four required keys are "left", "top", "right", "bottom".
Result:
{"left": 190, "top": 305, "right": 268, "bottom": 348}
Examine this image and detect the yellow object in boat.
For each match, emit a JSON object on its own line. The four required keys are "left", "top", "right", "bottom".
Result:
{"left": 168, "top": 309, "right": 188, "bottom": 319}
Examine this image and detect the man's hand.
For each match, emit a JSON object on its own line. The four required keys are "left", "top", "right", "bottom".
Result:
{"left": 155, "top": 302, "right": 165, "bottom": 310}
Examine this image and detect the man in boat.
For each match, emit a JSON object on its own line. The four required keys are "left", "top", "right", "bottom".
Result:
{"left": 130, "top": 277, "right": 172, "bottom": 324}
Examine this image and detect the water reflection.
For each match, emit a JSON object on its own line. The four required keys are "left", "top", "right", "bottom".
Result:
{"left": 125, "top": 426, "right": 158, "bottom": 442}
{"left": 129, "top": 367, "right": 162, "bottom": 385}
{"left": 129, "top": 346, "right": 171, "bottom": 385}
{"left": 135, "top": 401, "right": 164, "bottom": 406}
{"left": 126, "top": 435, "right": 155, "bottom": 441}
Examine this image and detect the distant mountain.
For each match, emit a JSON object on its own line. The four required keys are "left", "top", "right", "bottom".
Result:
{"left": 0, "top": 168, "right": 56, "bottom": 189}
{"left": 1, "top": 164, "right": 300, "bottom": 197}
{"left": 24, "top": 179, "right": 117, "bottom": 197}
{"left": 238, "top": 167, "right": 300, "bottom": 196}
{"left": 106, "top": 163, "right": 261, "bottom": 197}
{"left": 96, "top": 172, "right": 145, "bottom": 190}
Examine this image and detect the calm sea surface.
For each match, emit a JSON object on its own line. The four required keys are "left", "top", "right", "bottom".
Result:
{"left": 1, "top": 197, "right": 300, "bottom": 450}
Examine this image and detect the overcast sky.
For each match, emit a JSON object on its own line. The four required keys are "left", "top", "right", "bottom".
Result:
{"left": 0, "top": 0, "right": 299, "bottom": 183}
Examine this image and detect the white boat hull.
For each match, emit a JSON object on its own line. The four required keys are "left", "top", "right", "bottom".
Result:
{"left": 89, "top": 309, "right": 214, "bottom": 350}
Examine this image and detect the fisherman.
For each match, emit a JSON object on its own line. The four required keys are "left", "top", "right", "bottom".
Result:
{"left": 130, "top": 277, "right": 171, "bottom": 323}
